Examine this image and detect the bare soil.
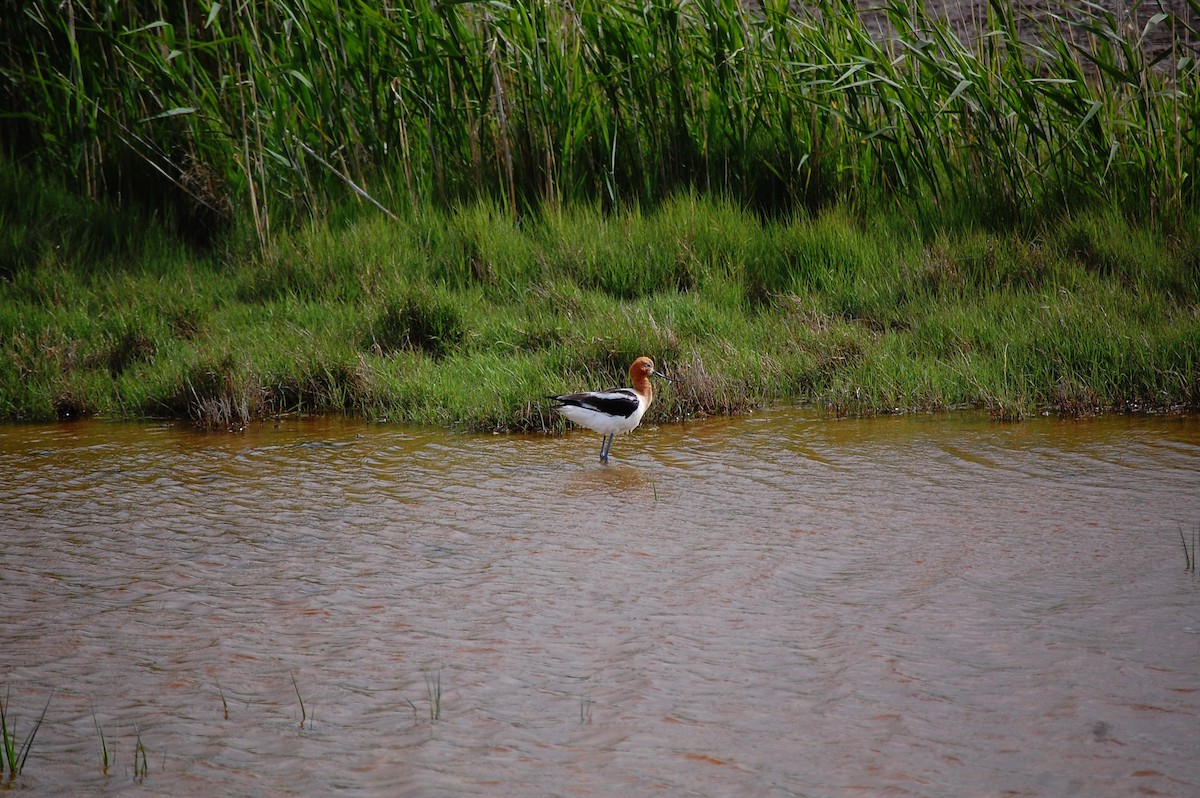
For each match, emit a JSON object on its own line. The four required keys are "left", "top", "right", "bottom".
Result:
{"left": 848, "top": 0, "right": 1200, "bottom": 58}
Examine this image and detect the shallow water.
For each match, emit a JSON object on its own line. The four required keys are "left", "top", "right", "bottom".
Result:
{"left": 2, "top": 410, "right": 1199, "bottom": 797}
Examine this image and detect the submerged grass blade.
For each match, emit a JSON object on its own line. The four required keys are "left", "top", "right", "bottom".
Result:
{"left": 134, "top": 723, "right": 149, "bottom": 780}
{"left": 291, "top": 672, "right": 307, "bottom": 729}
{"left": 1, "top": 688, "right": 13, "bottom": 775}
{"left": 17, "top": 693, "right": 52, "bottom": 775}
{"left": 1181, "top": 524, "right": 1196, "bottom": 573}
{"left": 0, "top": 688, "right": 52, "bottom": 777}
{"left": 92, "top": 707, "right": 109, "bottom": 776}
{"left": 424, "top": 670, "right": 442, "bottom": 721}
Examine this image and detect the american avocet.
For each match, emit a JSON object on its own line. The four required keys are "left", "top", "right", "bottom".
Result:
{"left": 549, "top": 356, "right": 671, "bottom": 464}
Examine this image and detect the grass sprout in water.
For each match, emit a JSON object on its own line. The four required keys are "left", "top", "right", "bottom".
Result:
{"left": 403, "top": 671, "right": 443, "bottom": 723}
{"left": 133, "top": 723, "right": 149, "bottom": 782}
{"left": 1, "top": 688, "right": 51, "bottom": 779}
{"left": 92, "top": 707, "right": 108, "bottom": 776}
{"left": 291, "top": 672, "right": 308, "bottom": 729}
{"left": 424, "top": 670, "right": 442, "bottom": 722}
{"left": 1181, "top": 524, "right": 1197, "bottom": 574}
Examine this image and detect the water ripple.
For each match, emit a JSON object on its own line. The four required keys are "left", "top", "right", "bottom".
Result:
{"left": 1, "top": 413, "right": 1199, "bottom": 796}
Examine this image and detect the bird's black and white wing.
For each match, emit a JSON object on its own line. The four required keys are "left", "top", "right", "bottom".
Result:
{"left": 550, "top": 388, "right": 640, "bottom": 419}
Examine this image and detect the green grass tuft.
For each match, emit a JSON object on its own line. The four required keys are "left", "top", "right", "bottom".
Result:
{"left": 1, "top": 688, "right": 52, "bottom": 779}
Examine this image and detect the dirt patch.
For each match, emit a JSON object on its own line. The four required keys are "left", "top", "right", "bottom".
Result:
{"left": 871, "top": 0, "right": 1198, "bottom": 55}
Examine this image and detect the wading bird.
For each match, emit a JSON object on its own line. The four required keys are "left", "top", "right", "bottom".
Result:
{"left": 548, "top": 356, "right": 671, "bottom": 464}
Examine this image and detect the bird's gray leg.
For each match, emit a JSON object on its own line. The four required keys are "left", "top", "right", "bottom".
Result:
{"left": 599, "top": 433, "right": 613, "bottom": 463}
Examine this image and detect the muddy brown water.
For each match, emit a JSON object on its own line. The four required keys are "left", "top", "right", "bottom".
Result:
{"left": 2, "top": 410, "right": 1199, "bottom": 797}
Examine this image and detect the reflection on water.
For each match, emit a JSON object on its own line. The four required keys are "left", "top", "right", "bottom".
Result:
{"left": 2, "top": 411, "right": 1199, "bottom": 797}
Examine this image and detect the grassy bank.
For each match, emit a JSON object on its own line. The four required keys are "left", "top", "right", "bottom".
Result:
{"left": 3, "top": 2, "right": 1198, "bottom": 427}
{"left": 2, "top": 164, "right": 1197, "bottom": 428}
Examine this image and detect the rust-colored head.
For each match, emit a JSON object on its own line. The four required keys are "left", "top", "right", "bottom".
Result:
{"left": 628, "top": 356, "right": 669, "bottom": 401}
{"left": 629, "top": 356, "right": 655, "bottom": 382}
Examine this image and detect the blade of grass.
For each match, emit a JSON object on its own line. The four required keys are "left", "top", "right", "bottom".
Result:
{"left": 92, "top": 707, "right": 109, "bottom": 776}
{"left": 424, "top": 669, "right": 442, "bottom": 721}
{"left": 134, "top": 723, "right": 148, "bottom": 780}
{"left": 16, "top": 693, "right": 52, "bottom": 775}
{"left": 1181, "top": 523, "right": 1196, "bottom": 573}
{"left": 291, "top": 672, "right": 307, "bottom": 728}
{"left": 216, "top": 680, "right": 229, "bottom": 720}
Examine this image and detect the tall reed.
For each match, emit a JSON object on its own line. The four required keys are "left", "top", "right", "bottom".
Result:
{"left": 3, "top": 0, "right": 1196, "bottom": 240}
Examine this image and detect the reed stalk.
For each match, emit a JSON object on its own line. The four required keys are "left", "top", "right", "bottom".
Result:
{"left": 2, "top": 0, "right": 1194, "bottom": 239}
{"left": 290, "top": 672, "right": 307, "bottom": 729}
